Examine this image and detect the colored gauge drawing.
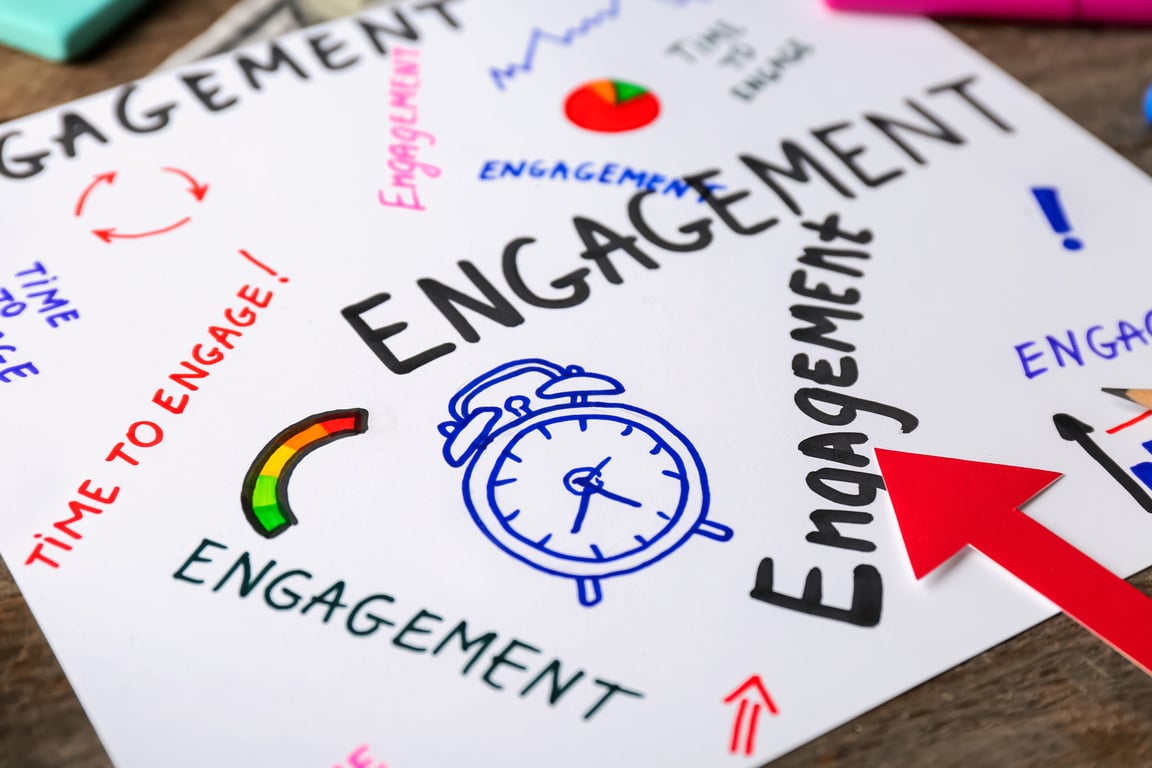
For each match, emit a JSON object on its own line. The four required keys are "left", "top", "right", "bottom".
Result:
{"left": 564, "top": 79, "right": 660, "bottom": 133}
{"left": 240, "top": 409, "right": 369, "bottom": 538}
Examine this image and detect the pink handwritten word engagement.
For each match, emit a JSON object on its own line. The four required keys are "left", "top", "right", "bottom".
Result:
{"left": 334, "top": 744, "right": 387, "bottom": 768}
{"left": 379, "top": 46, "right": 439, "bottom": 211}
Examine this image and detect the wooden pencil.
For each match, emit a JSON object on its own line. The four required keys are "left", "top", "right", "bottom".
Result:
{"left": 1102, "top": 388, "right": 1152, "bottom": 410}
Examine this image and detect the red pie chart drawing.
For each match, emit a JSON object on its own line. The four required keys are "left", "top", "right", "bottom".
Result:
{"left": 564, "top": 79, "right": 661, "bottom": 133}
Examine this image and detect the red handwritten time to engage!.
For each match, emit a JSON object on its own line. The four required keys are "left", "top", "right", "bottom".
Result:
{"left": 24, "top": 250, "right": 289, "bottom": 570}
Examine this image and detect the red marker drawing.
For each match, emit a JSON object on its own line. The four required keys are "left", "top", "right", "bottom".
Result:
{"left": 1103, "top": 387, "right": 1152, "bottom": 434}
{"left": 723, "top": 674, "right": 778, "bottom": 757}
{"left": 875, "top": 449, "right": 1152, "bottom": 676}
{"left": 92, "top": 217, "right": 192, "bottom": 243}
{"left": 162, "top": 166, "right": 210, "bottom": 201}
{"left": 240, "top": 249, "right": 289, "bottom": 283}
{"left": 74, "top": 171, "right": 116, "bottom": 217}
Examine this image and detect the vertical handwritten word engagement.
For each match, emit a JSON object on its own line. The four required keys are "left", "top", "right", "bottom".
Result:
{"left": 379, "top": 46, "right": 440, "bottom": 211}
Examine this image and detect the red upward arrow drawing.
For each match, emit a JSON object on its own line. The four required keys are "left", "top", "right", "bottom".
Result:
{"left": 162, "top": 166, "right": 209, "bottom": 201}
{"left": 74, "top": 172, "right": 116, "bottom": 217}
{"left": 723, "top": 674, "right": 778, "bottom": 757}
{"left": 875, "top": 449, "right": 1152, "bottom": 675}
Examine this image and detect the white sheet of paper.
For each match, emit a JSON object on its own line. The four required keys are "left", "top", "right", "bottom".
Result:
{"left": 4, "top": 1, "right": 1152, "bottom": 765}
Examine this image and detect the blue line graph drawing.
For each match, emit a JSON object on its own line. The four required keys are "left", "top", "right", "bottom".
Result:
{"left": 489, "top": 0, "right": 623, "bottom": 91}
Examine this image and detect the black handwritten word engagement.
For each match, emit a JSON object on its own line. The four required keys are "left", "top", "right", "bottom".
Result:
{"left": 174, "top": 538, "right": 644, "bottom": 722}
{"left": 0, "top": 1, "right": 464, "bottom": 182}
{"left": 342, "top": 75, "right": 1012, "bottom": 624}
{"left": 342, "top": 76, "right": 1010, "bottom": 374}
{"left": 748, "top": 214, "right": 917, "bottom": 628}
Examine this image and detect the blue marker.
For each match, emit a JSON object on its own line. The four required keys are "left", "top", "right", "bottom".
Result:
{"left": 0, "top": 0, "right": 152, "bottom": 61}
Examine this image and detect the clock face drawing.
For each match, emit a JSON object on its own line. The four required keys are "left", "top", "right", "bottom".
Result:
{"left": 439, "top": 358, "right": 733, "bottom": 607}
{"left": 480, "top": 408, "right": 693, "bottom": 564}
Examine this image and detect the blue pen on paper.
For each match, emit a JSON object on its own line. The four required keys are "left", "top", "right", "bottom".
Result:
{"left": 1031, "top": 186, "right": 1083, "bottom": 251}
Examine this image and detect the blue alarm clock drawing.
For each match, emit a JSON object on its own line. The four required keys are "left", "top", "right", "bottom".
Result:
{"left": 438, "top": 358, "right": 733, "bottom": 607}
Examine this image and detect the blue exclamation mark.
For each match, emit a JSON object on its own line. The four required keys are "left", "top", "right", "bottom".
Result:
{"left": 1031, "top": 187, "right": 1083, "bottom": 251}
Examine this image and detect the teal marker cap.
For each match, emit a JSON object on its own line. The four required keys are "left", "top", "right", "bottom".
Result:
{"left": 0, "top": 0, "right": 153, "bottom": 62}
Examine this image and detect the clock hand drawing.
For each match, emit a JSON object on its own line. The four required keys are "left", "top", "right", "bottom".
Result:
{"left": 565, "top": 457, "right": 642, "bottom": 535}
{"left": 442, "top": 358, "right": 733, "bottom": 607}
{"left": 488, "top": 415, "right": 688, "bottom": 561}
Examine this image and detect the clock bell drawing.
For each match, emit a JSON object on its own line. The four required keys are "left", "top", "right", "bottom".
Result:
{"left": 438, "top": 358, "right": 734, "bottom": 607}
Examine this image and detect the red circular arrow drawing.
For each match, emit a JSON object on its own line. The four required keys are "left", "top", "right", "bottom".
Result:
{"left": 161, "top": 166, "right": 209, "bottom": 201}
{"left": 74, "top": 172, "right": 116, "bottom": 217}
{"left": 74, "top": 166, "right": 209, "bottom": 244}
{"left": 92, "top": 217, "right": 192, "bottom": 243}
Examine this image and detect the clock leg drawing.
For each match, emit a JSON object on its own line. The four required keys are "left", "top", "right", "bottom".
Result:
{"left": 577, "top": 577, "right": 604, "bottom": 607}
{"left": 695, "top": 519, "right": 734, "bottom": 541}
{"left": 443, "top": 358, "right": 739, "bottom": 610}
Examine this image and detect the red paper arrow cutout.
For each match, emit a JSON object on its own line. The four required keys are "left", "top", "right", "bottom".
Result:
{"left": 875, "top": 448, "right": 1152, "bottom": 676}
{"left": 74, "top": 172, "right": 116, "bottom": 217}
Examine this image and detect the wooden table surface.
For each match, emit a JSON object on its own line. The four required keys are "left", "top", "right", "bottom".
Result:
{"left": 3, "top": 3, "right": 1152, "bottom": 767}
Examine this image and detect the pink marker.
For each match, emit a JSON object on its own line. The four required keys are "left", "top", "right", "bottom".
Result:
{"left": 823, "top": 0, "right": 1152, "bottom": 23}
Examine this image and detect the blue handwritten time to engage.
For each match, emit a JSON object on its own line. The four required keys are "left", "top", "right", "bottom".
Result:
{"left": 1014, "top": 308, "right": 1152, "bottom": 379}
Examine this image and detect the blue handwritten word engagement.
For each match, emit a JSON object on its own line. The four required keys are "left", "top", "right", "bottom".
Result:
{"left": 477, "top": 159, "right": 722, "bottom": 200}
{"left": 1014, "top": 310, "right": 1152, "bottom": 379}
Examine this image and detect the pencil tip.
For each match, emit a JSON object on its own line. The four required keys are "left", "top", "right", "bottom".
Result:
{"left": 1102, "top": 388, "right": 1129, "bottom": 400}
